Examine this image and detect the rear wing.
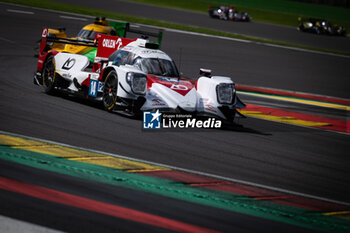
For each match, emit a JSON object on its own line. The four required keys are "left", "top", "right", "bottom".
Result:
{"left": 39, "top": 20, "right": 163, "bottom": 55}
{"left": 110, "top": 21, "right": 163, "bottom": 47}
{"left": 40, "top": 27, "right": 139, "bottom": 60}
{"left": 40, "top": 27, "right": 138, "bottom": 52}
{"left": 94, "top": 33, "right": 136, "bottom": 62}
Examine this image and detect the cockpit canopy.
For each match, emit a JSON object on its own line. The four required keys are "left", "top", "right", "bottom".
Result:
{"left": 77, "top": 29, "right": 102, "bottom": 40}
{"left": 77, "top": 23, "right": 116, "bottom": 40}
{"left": 108, "top": 49, "right": 180, "bottom": 77}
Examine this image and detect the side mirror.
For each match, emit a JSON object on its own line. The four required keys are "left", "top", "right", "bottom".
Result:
{"left": 199, "top": 68, "right": 211, "bottom": 77}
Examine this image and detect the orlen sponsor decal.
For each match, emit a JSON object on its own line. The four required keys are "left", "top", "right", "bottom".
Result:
{"left": 42, "top": 28, "right": 48, "bottom": 38}
{"left": 102, "top": 38, "right": 122, "bottom": 49}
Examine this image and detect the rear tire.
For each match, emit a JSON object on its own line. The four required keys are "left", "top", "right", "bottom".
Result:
{"left": 42, "top": 55, "right": 56, "bottom": 94}
{"left": 103, "top": 70, "right": 119, "bottom": 112}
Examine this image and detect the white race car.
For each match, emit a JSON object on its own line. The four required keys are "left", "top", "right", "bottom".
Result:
{"left": 34, "top": 28, "right": 245, "bottom": 122}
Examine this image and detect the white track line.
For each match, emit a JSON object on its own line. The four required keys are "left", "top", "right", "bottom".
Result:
{"left": 1, "top": 130, "right": 349, "bottom": 207}
{"left": 0, "top": 37, "right": 15, "bottom": 44}
{"left": 6, "top": 9, "right": 34, "bottom": 14}
{"left": 59, "top": 15, "right": 88, "bottom": 21}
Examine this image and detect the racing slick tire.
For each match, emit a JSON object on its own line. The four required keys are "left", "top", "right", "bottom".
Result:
{"left": 42, "top": 55, "right": 57, "bottom": 94}
{"left": 103, "top": 70, "right": 118, "bottom": 112}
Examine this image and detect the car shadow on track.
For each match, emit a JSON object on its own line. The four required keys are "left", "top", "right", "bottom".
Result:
{"left": 220, "top": 122, "right": 272, "bottom": 135}
{"left": 46, "top": 92, "right": 271, "bottom": 135}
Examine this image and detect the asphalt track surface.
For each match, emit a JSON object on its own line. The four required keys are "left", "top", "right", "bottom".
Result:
{"left": 0, "top": 159, "right": 320, "bottom": 233}
{"left": 52, "top": 0, "right": 350, "bottom": 53}
{"left": 0, "top": 3, "right": 350, "bottom": 232}
{"left": 33, "top": 0, "right": 350, "bottom": 99}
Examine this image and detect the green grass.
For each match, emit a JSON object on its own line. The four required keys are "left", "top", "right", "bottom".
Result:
{"left": 1, "top": 0, "right": 350, "bottom": 56}
{"left": 128, "top": 0, "right": 350, "bottom": 29}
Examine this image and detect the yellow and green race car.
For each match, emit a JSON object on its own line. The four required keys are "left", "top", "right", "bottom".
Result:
{"left": 37, "top": 17, "right": 163, "bottom": 62}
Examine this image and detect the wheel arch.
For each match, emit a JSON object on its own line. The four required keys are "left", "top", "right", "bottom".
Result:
{"left": 43, "top": 51, "right": 59, "bottom": 67}
{"left": 42, "top": 52, "right": 58, "bottom": 94}
{"left": 102, "top": 67, "right": 119, "bottom": 112}
{"left": 101, "top": 66, "right": 117, "bottom": 82}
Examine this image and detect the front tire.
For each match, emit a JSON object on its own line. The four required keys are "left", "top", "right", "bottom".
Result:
{"left": 103, "top": 70, "right": 119, "bottom": 112}
{"left": 42, "top": 55, "right": 56, "bottom": 94}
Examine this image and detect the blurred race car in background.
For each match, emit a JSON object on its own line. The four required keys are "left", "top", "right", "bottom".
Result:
{"left": 34, "top": 28, "right": 245, "bottom": 122}
{"left": 208, "top": 6, "right": 250, "bottom": 22}
{"left": 35, "top": 17, "right": 163, "bottom": 62}
{"left": 297, "top": 17, "right": 346, "bottom": 36}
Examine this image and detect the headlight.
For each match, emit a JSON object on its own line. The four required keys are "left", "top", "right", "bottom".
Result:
{"left": 216, "top": 83, "right": 233, "bottom": 104}
{"left": 126, "top": 72, "right": 147, "bottom": 95}
{"left": 306, "top": 22, "right": 312, "bottom": 27}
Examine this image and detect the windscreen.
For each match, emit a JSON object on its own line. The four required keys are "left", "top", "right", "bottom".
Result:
{"left": 77, "top": 29, "right": 103, "bottom": 40}
{"left": 133, "top": 57, "right": 179, "bottom": 77}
